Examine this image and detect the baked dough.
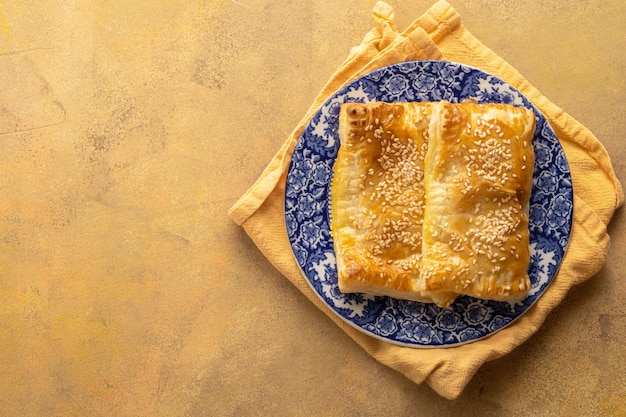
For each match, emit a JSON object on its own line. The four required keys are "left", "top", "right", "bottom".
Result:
{"left": 419, "top": 100, "right": 535, "bottom": 306}
{"left": 330, "top": 100, "right": 535, "bottom": 307}
{"left": 331, "top": 101, "right": 439, "bottom": 303}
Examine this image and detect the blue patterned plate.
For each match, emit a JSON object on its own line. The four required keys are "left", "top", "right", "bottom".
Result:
{"left": 284, "top": 61, "right": 573, "bottom": 347}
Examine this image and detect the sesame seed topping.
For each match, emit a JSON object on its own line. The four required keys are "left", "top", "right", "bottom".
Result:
{"left": 333, "top": 101, "right": 533, "bottom": 304}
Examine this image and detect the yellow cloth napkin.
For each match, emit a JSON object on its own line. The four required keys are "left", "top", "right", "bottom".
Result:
{"left": 228, "top": 1, "right": 623, "bottom": 399}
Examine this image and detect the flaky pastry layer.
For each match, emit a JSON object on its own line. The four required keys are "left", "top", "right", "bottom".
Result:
{"left": 330, "top": 100, "right": 535, "bottom": 307}
{"left": 331, "top": 102, "right": 436, "bottom": 303}
{"left": 420, "top": 101, "right": 534, "bottom": 306}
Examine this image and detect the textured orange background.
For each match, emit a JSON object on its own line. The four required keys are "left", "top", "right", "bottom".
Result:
{"left": 0, "top": 1, "right": 624, "bottom": 415}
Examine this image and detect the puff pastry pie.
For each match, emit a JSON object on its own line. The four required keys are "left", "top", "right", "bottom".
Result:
{"left": 419, "top": 100, "right": 535, "bottom": 306}
{"left": 331, "top": 100, "right": 535, "bottom": 307}
{"left": 331, "top": 101, "right": 437, "bottom": 303}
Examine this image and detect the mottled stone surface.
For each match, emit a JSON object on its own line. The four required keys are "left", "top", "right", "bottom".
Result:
{"left": 0, "top": 1, "right": 624, "bottom": 415}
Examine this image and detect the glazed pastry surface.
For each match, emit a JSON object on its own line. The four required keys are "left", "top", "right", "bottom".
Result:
{"left": 420, "top": 100, "right": 535, "bottom": 306}
{"left": 331, "top": 102, "right": 438, "bottom": 303}
{"left": 330, "top": 100, "right": 535, "bottom": 307}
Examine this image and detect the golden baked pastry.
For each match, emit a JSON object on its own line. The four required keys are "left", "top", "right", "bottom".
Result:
{"left": 419, "top": 100, "right": 535, "bottom": 306}
{"left": 331, "top": 101, "right": 440, "bottom": 303}
{"left": 331, "top": 100, "right": 535, "bottom": 307}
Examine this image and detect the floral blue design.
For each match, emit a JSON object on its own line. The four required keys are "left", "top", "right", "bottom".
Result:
{"left": 534, "top": 141, "right": 552, "bottom": 169}
{"left": 547, "top": 194, "right": 573, "bottom": 229}
{"left": 328, "top": 281, "right": 344, "bottom": 300}
{"left": 285, "top": 212, "right": 297, "bottom": 237}
{"left": 555, "top": 150, "right": 568, "bottom": 173}
{"left": 375, "top": 313, "right": 398, "bottom": 336}
{"left": 287, "top": 167, "right": 309, "bottom": 192}
{"left": 400, "top": 319, "right": 435, "bottom": 343}
{"left": 297, "top": 194, "right": 318, "bottom": 218}
{"left": 459, "top": 328, "right": 483, "bottom": 342}
{"left": 529, "top": 204, "right": 546, "bottom": 228}
{"left": 327, "top": 100, "right": 342, "bottom": 120}
{"left": 465, "top": 303, "right": 493, "bottom": 325}
{"left": 414, "top": 72, "right": 436, "bottom": 93}
{"left": 489, "top": 315, "right": 512, "bottom": 332}
{"left": 528, "top": 252, "right": 545, "bottom": 280}
{"left": 398, "top": 299, "right": 427, "bottom": 318}
{"left": 299, "top": 220, "right": 322, "bottom": 249}
{"left": 536, "top": 170, "right": 559, "bottom": 194}
{"left": 481, "top": 86, "right": 514, "bottom": 104}
{"left": 312, "top": 162, "right": 332, "bottom": 186}
{"left": 383, "top": 74, "right": 409, "bottom": 96}
{"left": 284, "top": 61, "right": 573, "bottom": 347}
{"left": 292, "top": 243, "right": 307, "bottom": 267}
{"left": 436, "top": 308, "right": 461, "bottom": 330}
